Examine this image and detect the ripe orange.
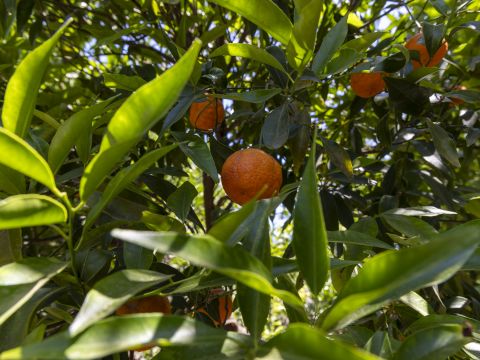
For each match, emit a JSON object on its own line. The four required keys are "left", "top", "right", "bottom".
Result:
{"left": 189, "top": 95, "right": 225, "bottom": 131}
{"left": 196, "top": 289, "right": 233, "bottom": 327}
{"left": 405, "top": 33, "right": 448, "bottom": 69}
{"left": 221, "top": 148, "right": 283, "bottom": 205}
{"left": 115, "top": 295, "right": 171, "bottom": 351}
{"left": 350, "top": 72, "right": 385, "bottom": 98}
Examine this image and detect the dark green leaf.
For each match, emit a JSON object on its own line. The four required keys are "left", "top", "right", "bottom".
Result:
{"left": 292, "top": 131, "right": 329, "bottom": 295}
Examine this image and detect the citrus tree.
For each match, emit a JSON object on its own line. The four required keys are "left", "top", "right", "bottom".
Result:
{"left": 1, "top": 0, "right": 480, "bottom": 359}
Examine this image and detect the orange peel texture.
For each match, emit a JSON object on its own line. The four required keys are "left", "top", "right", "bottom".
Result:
{"left": 221, "top": 148, "right": 283, "bottom": 205}
{"left": 189, "top": 95, "right": 225, "bottom": 131}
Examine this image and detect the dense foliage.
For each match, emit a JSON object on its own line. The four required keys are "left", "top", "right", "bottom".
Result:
{"left": 1, "top": 0, "right": 480, "bottom": 359}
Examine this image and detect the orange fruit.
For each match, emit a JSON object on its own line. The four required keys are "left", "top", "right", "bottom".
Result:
{"left": 350, "top": 72, "right": 386, "bottom": 98}
{"left": 189, "top": 95, "right": 225, "bottom": 131}
{"left": 221, "top": 148, "right": 283, "bottom": 205}
{"left": 195, "top": 289, "right": 233, "bottom": 328}
{"left": 405, "top": 33, "right": 448, "bottom": 70}
{"left": 115, "top": 295, "right": 171, "bottom": 351}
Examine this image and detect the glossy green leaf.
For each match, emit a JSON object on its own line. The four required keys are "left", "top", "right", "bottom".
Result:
{"left": 445, "top": 89, "right": 480, "bottom": 104}
{"left": 312, "top": 16, "right": 348, "bottom": 75}
{"left": 2, "top": 315, "right": 240, "bottom": 360}
{"left": 0, "top": 287, "right": 61, "bottom": 351}
{"left": 343, "top": 32, "right": 386, "bottom": 52}
{"left": 207, "top": 200, "right": 256, "bottom": 243}
{"left": 262, "top": 103, "right": 290, "bottom": 149}
{"left": 0, "top": 164, "right": 24, "bottom": 194}
{"left": 259, "top": 323, "right": 382, "bottom": 359}
{"left": 0, "top": 128, "right": 58, "bottom": 193}
{"left": 426, "top": 119, "right": 460, "bottom": 168}
{"left": 167, "top": 181, "right": 198, "bottom": 221}
{"left": 0, "top": 230, "right": 22, "bottom": 266}
{"left": 328, "top": 230, "right": 393, "bottom": 249}
{"left": 81, "top": 144, "right": 177, "bottom": 237}
{"left": 206, "top": 0, "right": 293, "bottom": 45}
{"left": 111, "top": 229, "right": 303, "bottom": 308}
{"left": 406, "top": 314, "right": 480, "bottom": 334}
{"left": 321, "top": 220, "right": 480, "bottom": 330}
{"left": 286, "top": 0, "right": 323, "bottom": 70}
{"left": 325, "top": 48, "right": 362, "bottom": 75}
{"left": 399, "top": 291, "right": 431, "bottom": 316}
{"left": 123, "top": 243, "right": 153, "bottom": 270}
{"left": 393, "top": 324, "right": 468, "bottom": 360}
{"left": 0, "top": 195, "right": 67, "bottom": 230}
{"left": 381, "top": 214, "right": 437, "bottom": 239}
{"left": 103, "top": 73, "right": 146, "bottom": 91}
{"left": 174, "top": 132, "right": 219, "bottom": 182}
{"left": 216, "top": 88, "right": 282, "bottom": 103}
{"left": 2, "top": 18, "right": 72, "bottom": 138}
{"left": 69, "top": 269, "right": 172, "bottom": 336}
{"left": 79, "top": 39, "right": 202, "bottom": 202}
{"left": 0, "top": 258, "right": 66, "bottom": 326}
{"left": 383, "top": 206, "right": 455, "bottom": 217}
{"left": 210, "top": 44, "right": 288, "bottom": 74}
{"left": 292, "top": 130, "right": 329, "bottom": 295}
{"left": 322, "top": 137, "right": 353, "bottom": 179}
{"left": 237, "top": 201, "right": 272, "bottom": 339}
{"left": 48, "top": 96, "right": 119, "bottom": 174}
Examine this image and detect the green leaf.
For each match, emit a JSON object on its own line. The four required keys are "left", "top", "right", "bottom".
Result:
{"left": 322, "top": 137, "right": 353, "bottom": 180}
{"left": 384, "top": 77, "right": 431, "bottom": 115}
{"left": 286, "top": 0, "right": 323, "bottom": 70}
{"left": 81, "top": 144, "right": 178, "bottom": 238}
{"left": 174, "top": 132, "right": 219, "bottom": 182}
{"left": 383, "top": 206, "right": 455, "bottom": 217}
{"left": 321, "top": 220, "right": 480, "bottom": 330}
{"left": 393, "top": 324, "right": 468, "bottom": 360}
{"left": 79, "top": 39, "right": 202, "bottom": 202}
{"left": 325, "top": 48, "right": 362, "bottom": 75}
{"left": 445, "top": 89, "right": 480, "bottom": 104}
{"left": 422, "top": 22, "right": 445, "bottom": 59}
{"left": 343, "top": 32, "right": 386, "bottom": 52}
{"left": 167, "top": 181, "right": 198, "bottom": 221}
{"left": 215, "top": 88, "right": 282, "bottom": 103}
{"left": 206, "top": 0, "right": 293, "bottom": 45}
{"left": 426, "top": 119, "right": 460, "bottom": 168}
{"left": 69, "top": 269, "right": 172, "bottom": 336}
{"left": 123, "top": 243, "right": 153, "bottom": 270}
{"left": 259, "top": 323, "right": 382, "bottom": 359}
{"left": 210, "top": 43, "right": 288, "bottom": 74}
{"left": 199, "top": 24, "right": 228, "bottom": 44}
{"left": 48, "top": 96, "right": 119, "bottom": 174}
{"left": 0, "top": 230, "right": 22, "bottom": 266}
{"left": 2, "top": 315, "right": 242, "bottom": 360}
{"left": 0, "top": 164, "right": 24, "bottom": 194}
{"left": 111, "top": 230, "right": 303, "bottom": 308}
{"left": 292, "top": 130, "right": 329, "bottom": 295}
{"left": 328, "top": 230, "right": 393, "bottom": 249}
{"left": 381, "top": 214, "right": 438, "bottom": 239}
{"left": 237, "top": 201, "right": 272, "bottom": 339}
{"left": 1, "top": 18, "right": 72, "bottom": 138}
{"left": 0, "top": 258, "right": 66, "bottom": 326}
{"left": 0, "top": 195, "right": 67, "bottom": 230}
{"left": 0, "top": 128, "right": 58, "bottom": 194}
{"left": 103, "top": 73, "right": 146, "bottom": 91}
{"left": 262, "top": 103, "right": 290, "bottom": 149}
{"left": 207, "top": 200, "right": 256, "bottom": 243}
{"left": 399, "top": 291, "right": 431, "bottom": 316}
{"left": 312, "top": 16, "right": 348, "bottom": 75}
{"left": 0, "top": 287, "right": 61, "bottom": 351}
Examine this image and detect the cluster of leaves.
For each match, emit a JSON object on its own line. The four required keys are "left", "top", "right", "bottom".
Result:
{"left": 1, "top": 0, "right": 480, "bottom": 359}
